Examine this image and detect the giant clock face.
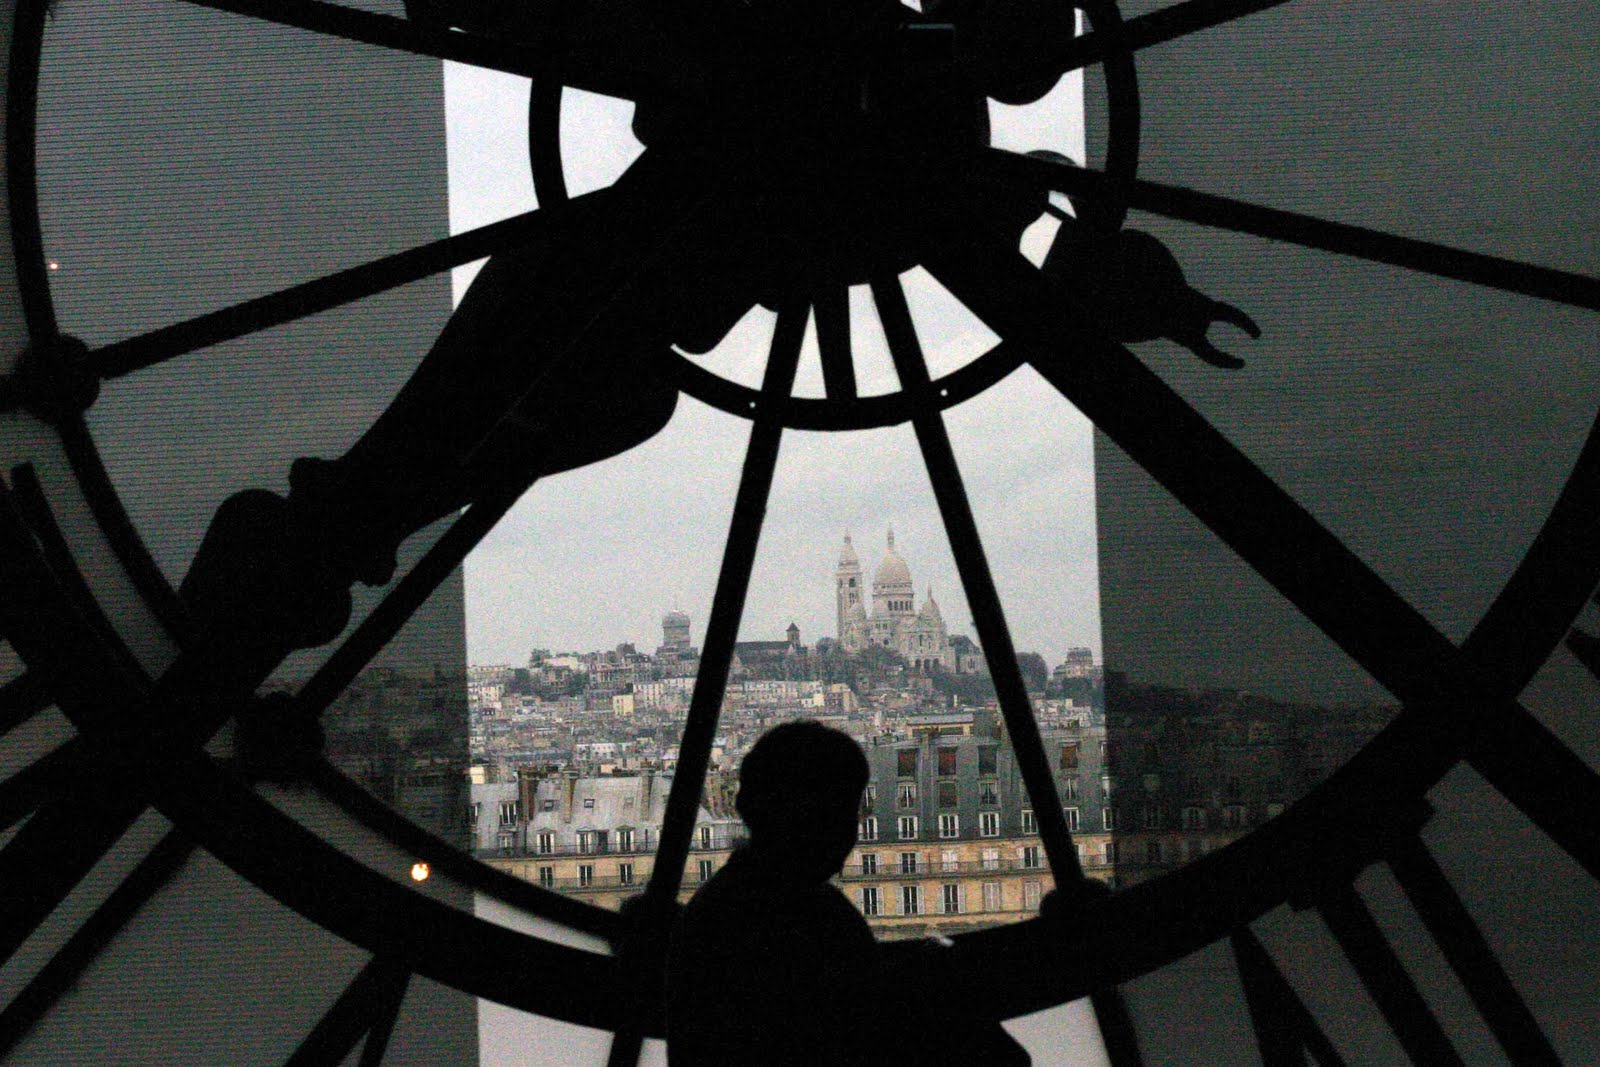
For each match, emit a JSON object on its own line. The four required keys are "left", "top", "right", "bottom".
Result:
{"left": 3, "top": 0, "right": 1600, "bottom": 1064}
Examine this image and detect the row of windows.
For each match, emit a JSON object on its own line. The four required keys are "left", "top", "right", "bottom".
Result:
{"left": 859, "top": 881, "right": 1045, "bottom": 917}
{"left": 533, "top": 858, "right": 719, "bottom": 890}
{"left": 851, "top": 839, "right": 1230, "bottom": 873}
{"left": 858, "top": 801, "right": 1274, "bottom": 842}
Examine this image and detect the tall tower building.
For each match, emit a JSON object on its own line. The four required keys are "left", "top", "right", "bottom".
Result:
{"left": 662, "top": 608, "right": 692, "bottom": 650}
{"left": 836, "top": 533, "right": 863, "bottom": 642}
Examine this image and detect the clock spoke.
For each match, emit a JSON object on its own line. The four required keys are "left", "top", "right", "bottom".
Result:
{"left": 0, "top": 787, "right": 146, "bottom": 970}
{"left": 639, "top": 301, "right": 805, "bottom": 904}
{"left": 0, "top": 738, "right": 80, "bottom": 833}
{"left": 87, "top": 209, "right": 545, "bottom": 383}
{"left": 0, "top": 669, "right": 51, "bottom": 738}
{"left": 172, "top": 0, "right": 676, "bottom": 101}
{"left": 983, "top": 150, "right": 1600, "bottom": 313}
{"left": 1231, "top": 928, "right": 1349, "bottom": 1067}
{"left": 927, "top": 228, "right": 1600, "bottom": 874}
{"left": 870, "top": 274, "right": 1146, "bottom": 1067}
{"left": 1049, "top": 0, "right": 1300, "bottom": 76}
{"left": 604, "top": 301, "right": 807, "bottom": 1067}
{"left": 814, "top": 287, "right": 856, "bottom": 401}
{"left": 1313, "top": 882, "right": 1465, "bottom": 1066}
{"left": 284, "top": 955, "right": 411, "bottom": 1067}
{"left": 0, "top": 830, "right": 196, "bottom": 1062}
{"left": 928, "top": 233, "right": 1461, "bottom": 709}
{"left": 1385, "top": 837, "right": 1561, "bottom": 1064}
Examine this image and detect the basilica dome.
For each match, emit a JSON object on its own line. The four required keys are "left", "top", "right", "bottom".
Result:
{"left": 874, "top": 530, "right": 912, "bottom": 587}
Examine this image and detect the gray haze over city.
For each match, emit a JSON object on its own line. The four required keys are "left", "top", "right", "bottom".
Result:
{"left": 446, "top": 64, "right": 1100, "bottom": 670}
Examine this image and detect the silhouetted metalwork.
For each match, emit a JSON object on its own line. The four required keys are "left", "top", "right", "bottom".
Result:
{"left": 1387, "top": 837, "right": 1561, "bottom": 1065}
{"left": 1313, "top": 883, "right": 1464, "bottom": 1066}
{"left": 0, "top": 668, "right": 48, "bottom": 737}
{"left": 285, "top": 956, "right": 411, "bottom": 1067}
{"left": 5, "top": 0, "right": 1600, "bottom": 1063}
{"left": 1231, "top": 928, "right": 1348, "bottom": 1067}
{"left": 0, "top": 830, "right": 196, "bottom": 1060}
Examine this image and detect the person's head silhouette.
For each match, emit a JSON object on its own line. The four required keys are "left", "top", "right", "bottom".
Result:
{"left": 735, "top": 720, "right": 868, "bottom": 884}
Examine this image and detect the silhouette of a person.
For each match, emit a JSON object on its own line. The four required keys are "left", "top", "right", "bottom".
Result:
{"left": 666, "top": 720, "right": 1029, "bottom": 1065}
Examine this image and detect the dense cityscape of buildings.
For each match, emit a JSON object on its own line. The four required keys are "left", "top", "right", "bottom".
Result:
{"left": 453, "top": 534, "right": 1392, "bottom": 940}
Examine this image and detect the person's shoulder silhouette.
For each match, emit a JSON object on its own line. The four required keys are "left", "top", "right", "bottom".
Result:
{"left": 667, "top": 721, "right": 876, "bottom": 1065}
{"left": 664, "top": 720, "right": 1029, "bottom": 1065}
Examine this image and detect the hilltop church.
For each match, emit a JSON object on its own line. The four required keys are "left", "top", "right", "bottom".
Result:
{"left": 835, "top": 531, "right": 959, "bottom": 670}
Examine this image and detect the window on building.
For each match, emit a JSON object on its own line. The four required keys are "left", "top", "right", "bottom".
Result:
{"left": 899, "top": 851, "right": 919, "bottom": 874}
{"left": 942, "top": 884, "right": 962, "bottom": 915}
{"left": 898, "top": 749, "right": 918, "bottom": 776}
{"left": 861, "top": 886, "right": 881, "bottom": 916}
{"left": 938, "top": 814, "right": 959, "bottom": 839}
{"left": 618, "top": 862, "right": 635, "bottom": 886}
{"left": 860, "top": 816, "right": 879, "bottom": 841}
{"left": 617, "top": 828, "right": 634, "bottom": 852}
{"left": 1060, "top": 742, "right": 1079, "bottom": 770}
{"left": 898, "top": 815, "right": 919, "bottom": 840}
{"left": 468, "top": 802, "right": 480, "bottom": 829}
{"left": 497, "top": 831, "right": 515, "bottom": 850}
{"left": 1064, "top": 807, "right": 1080, "bottom": 831}
{"left": 981, "top": 847, "right": 1000, "bottom": 870}
{"left": 1265, "top": 802, "right": 1285, "bottom": 819}
{"left": 583, "top": 797, "right": 595, "bottom": 809}
{"left": 938, "top": 781, "right": 957, "bottom": 809}
{"left": 938, "top": 747, "right": 958, "bottom": 776}
{"left": 1222, "top": 805, "right": 1249, "bottom": 828}
{"left": 1023, "top": 880, "right": 1042, "bottom": 912}
{"left": 979, "top": 811, "right": 999, "bottom": 837}
{"left": 538, "top": 866, "right": 554, "bottom": 889}
{"left": 902, "top": 885, "right": 922, "bottom": 916}
{"left": 1101, "top": 775, "right": 1115, "bottom": 799}
{"left": 536, "top": 831, "right": 556, "bottom": 854}
{"left": 940, "top": 849, "right": 959, "bottom": 872}
{"left": 499, "top": 801, "right": 519, "bottom": 826}
{"left": 1181, "top": 806, "right": 1207, "bottom": 830}
{"left": 1101, "top": 740, "right": 1119, "bottom": 760}
{"left": 897, "top": 782, "right": 918, "bottom": 809}
{"left": 862, "top": 783, "right": 876, "bottom": 809}
{"left": 1063, "top": 777, "right": 1079, "bottom": 800}
{"left": 1141, "top": 840, "right": 1161, "bottom": 865}
{"left": 1020, "top": 845, "right": 1041, "bottom": 869}
{"left": 1103, "top": 807, "right": 1119, "bottom": 831}
{"left": 541, "top": 798, "right": 555, "bottom": 812}
{"left": 979, "top": 747, "right": 997, "bottom": 775}
{"left": 1103, "top": 841, "right": 1118, "bottom": 865}
{"left": 982, "top": 882, "right": 1002, "bottom": 912}
{"left": 1142, "top": 805, "right": 1163, "bottom": 830}
{"left": 578, "top": 864, "right": 594, "bottom": 888}
{"left": 577, "top": 831, "right": 597, "bottom": 854}
{"left": 861, "top": 853, "right": 879, "bottom": 876}
{"left": 1021, "top": 809, "right": 1036, "bottom": 834}
{"left": 697, "top": 859, "right": 714, "bottom": 883}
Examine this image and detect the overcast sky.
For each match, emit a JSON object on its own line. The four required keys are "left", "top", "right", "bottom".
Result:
{"left": 446, "top": 64, "right": 1101, "bottom": 669}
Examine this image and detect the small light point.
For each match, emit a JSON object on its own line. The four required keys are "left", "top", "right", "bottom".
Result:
{"left": 47, "top": 260, "right": 59, "bottom": 271}
{"left": 410, "top": 861, "right": 431, "bottom": 882}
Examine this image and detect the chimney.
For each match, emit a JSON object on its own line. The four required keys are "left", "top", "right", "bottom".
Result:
{"left": 562, "top": 769, "right": 578, "bottom": 822}
{"left": 638, "top": 767, "right": 656, "bottom": 818}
